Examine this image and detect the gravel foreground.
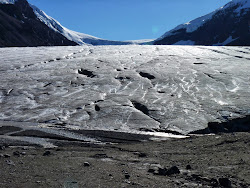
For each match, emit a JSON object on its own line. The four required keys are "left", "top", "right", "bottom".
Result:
{"left": 0, "top": 132, "right": 249, "bottom": 188}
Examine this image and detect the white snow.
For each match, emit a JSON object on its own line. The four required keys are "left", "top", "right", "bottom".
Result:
{"left": 156, "top": 0, "right": 250, "bottom": 41}
{"left": 173, "top": 40, "right": 195, "bottom": 45}
{"left": 30, "top": 5, "right": 87, "bottom": 45}
{"left": 0, "top": 0, "right": 17, "bottom": 4}
{"left": 213, "top": 36, "right": 239, "bottom": 46}
{"left": 126, "top": 39, "right": 155, "bottom": 45}
{"left": 30, "top": 4, "right": 153, "bottom": 45}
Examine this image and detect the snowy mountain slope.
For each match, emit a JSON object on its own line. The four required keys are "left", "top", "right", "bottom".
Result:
{"left": 31, "top": 5, "right": 93, "bottom": 45}
{"left": 31, "top": 4, "right": 152, "bottom": 45}
{"left": 155, "top": 0, "right": 250, "bottom": 46}
{"left": 0, "top": 0, "right": 152, "bottom": 46}
{"left": 0, "top": 0, "right": 77, "bottom": 47}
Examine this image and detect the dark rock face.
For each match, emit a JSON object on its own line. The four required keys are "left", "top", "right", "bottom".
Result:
{"left": 149, "top": 165, "right": 180, "bottom": 176}
{"left": 219, "top": 178, "right": 232, "bottom": 187}
{"left": 13, "top": 151, "right": 21, "bottom": 156}
{"left": 0, "top": 0, "right": 77, "bottom": 47}
{"left": 43, "top": 151, "right": 51, "bottom": 156}
{"left": 4, "top": 154, "right": 11, "bottom": 158}
{"left": 189, "top": 174, "right": 220, "bottom": 187}
{"left": 154, "top": 2, "right": 250, "bottom": 46}
{"left": 191, "top": 115, "right": 250, "bottom": 134}
{"left": 186, "top": 165, "right": 192, "bottom": 170}
{"left": 165, "top": 166, "right": 180, "bottom": 176}
{"left": 124, "top": 172, "right": 130, "bottom": 179}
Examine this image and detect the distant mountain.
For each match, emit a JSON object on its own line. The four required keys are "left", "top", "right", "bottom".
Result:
{"left": 0, "top": 0, "right": 152, "bottom": 47}
{"left": 30, "top": 4, "right": 152, "bottom": 45}
{"left": 0, "top": 0, "right": 77, "bottom": 47}
{"left": 154, "top": 0, "right": 250, "bottom": 46}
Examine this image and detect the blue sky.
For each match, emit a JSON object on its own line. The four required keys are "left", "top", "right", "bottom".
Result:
{"left": 28, "top": 0, "right": 231, "bottom": 41}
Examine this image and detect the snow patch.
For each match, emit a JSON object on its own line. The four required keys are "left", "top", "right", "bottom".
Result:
{"left": 213, "top": 36, "right": 239, "bottom": 46}
{"left": 173, "top": 40, "right": 195, "bottom": 45}
{"left": 0, "top": 0, "right": 18, "bottom": 4}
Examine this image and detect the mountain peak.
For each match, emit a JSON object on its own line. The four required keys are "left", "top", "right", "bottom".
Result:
{"left": 232, "top": 0, "right": 248, "bottom": 3}
{"left": 154, "top": 0, "right": 250, "bottom": 46}
{"left": 30, "top": 4, "right": 152, "bottom": 45}
{"left": 226, "top": 0, "right": 250, "bottom": 8}
{"left": 0, "top": 0, "right": 77, "bottom": 47}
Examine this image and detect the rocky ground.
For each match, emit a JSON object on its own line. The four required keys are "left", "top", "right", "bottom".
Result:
{"left": 0, "top": 132, "right": 249, "bottom": 188}
{"left": 1, "top": 45, "right": 250, "bottom": 188}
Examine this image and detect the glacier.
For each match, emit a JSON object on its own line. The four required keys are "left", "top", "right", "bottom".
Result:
{"left": 0, "top": 45, "right": 250, "bottom": 145}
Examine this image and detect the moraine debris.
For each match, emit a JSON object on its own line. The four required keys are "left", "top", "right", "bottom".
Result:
{"left": 43, "top": 151, "right": 51, "bottom": 156}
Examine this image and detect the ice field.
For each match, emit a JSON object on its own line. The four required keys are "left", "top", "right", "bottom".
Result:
{"left": 0, "top": 45, "right": 250, "bottom": 145}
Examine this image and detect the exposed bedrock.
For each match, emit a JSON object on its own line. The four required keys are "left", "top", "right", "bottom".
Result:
{"left": 191, "top": 115, "right": 250, "bottom": 134}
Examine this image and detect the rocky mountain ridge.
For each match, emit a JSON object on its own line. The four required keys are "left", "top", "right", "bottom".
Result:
{"left": 154, "top": 0, "right": 250, "bottom": 46}
{"left": 0, "top": 0, "right": 77, "bottom": 47}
